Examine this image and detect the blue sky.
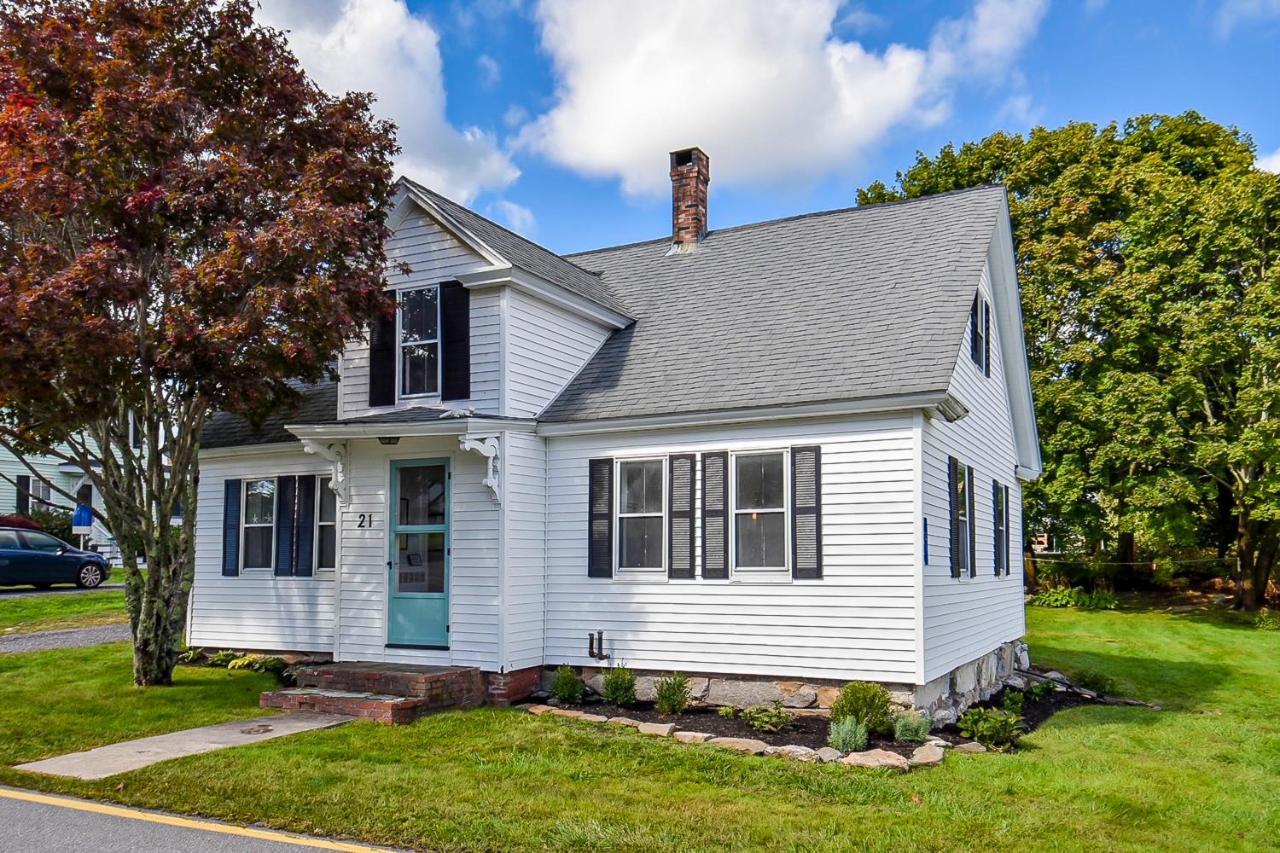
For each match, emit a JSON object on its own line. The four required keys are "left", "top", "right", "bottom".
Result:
{"left": 259, "top": 1, "right": 1280, "bottom": 255}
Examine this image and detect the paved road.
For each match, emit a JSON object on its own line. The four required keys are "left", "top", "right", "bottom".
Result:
{"left": 0, "top": 623, "right": 131, "bottom": 654}
{"left": 0, "top": 788, "right": 391, "bottom": 852}
{"left": 0, "top": 582, "right": 124, "bottom": 599}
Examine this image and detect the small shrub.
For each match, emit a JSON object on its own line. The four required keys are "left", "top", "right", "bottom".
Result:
{"left": 549, "top": 665, "right": 583, "bottom": 704}
{"left": 1030, "top": 585, "right": 1080, "bottom": 608}
{"left": 1255, "top": 610, "right": 1280, "bottom": 631}
{"left": 1073, "top": 669, "right": 1117, "bottom": 695}
{"left": 654, "top": 672, "right": 690, "bottom": 715}
{"left": 718, "top": 705, "right": 739, "bottom": 719}
{"left": 1027, "top": 678, "right": 1057, "bottom": 701}
{"left": 958, "top": 707, "right": 1022, "bottom": 751}
{"left": 1079, "top": 589, "right": 1118, "bottom": 610}
{"left": 830, "top": 681, "right": 893, "bottom": 736}
{"left": 740, "top": 701, "right": 794, "bottom": 733}
{"left": 176, "top": 647, "right": 204, "bottom": 665}
{"left": 227, "top": 654, "right": 288, "bottom": 676}
{"left": 28, "top": 507, "right": 73, "bottom": 542}
{"left": 827, "top": 717, "right": 868, "bottom": 753}
{"left": 893, "top": 710, "right": 931, "bottom": 743}
{"left": 206, "top": 649, "right": 238, "bottom": 667}
{"left": 1001, "top": 690, "right": 1025, "bottom": 716}
{"left": 600, "top": 665, "right": 636, "bottom": 705}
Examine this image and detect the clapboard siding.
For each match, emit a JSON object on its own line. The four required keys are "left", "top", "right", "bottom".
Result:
{"left": 504, "top": 288, "right": 611, "bottom": 418}
{"left": 545, "top": 414, "right": 920, "bottom": 683}
{"left": 335, "top": 436, "right": 501, "bottom": 668}
{"left": 0, "top": 447, "right": 75, "bottom": 515}
{"left": 502, "top": 430, "right": 546, "bottom": 670}
{"left": 921, "top": 255, "right": 1026, "bottom": 682}
{"left": 339, "top": 205, "right": 499, "bottom": 420}
{"left": 189, "top": 448, "right": 336, "bottom": 652}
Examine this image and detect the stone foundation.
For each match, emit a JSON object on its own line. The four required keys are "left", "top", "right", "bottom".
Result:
{"left": 913, "top": 639, "right": 1030, "bottom": 726}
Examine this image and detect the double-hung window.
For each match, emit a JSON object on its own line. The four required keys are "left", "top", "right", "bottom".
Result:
{"left": 399, "top": 286, "right": 440, "bottom": 397}
{"left": 949, "top": 458, "right": 975, "bottom": 578}
{"left": 242, "top": 478, "right": 276, "bottom": 570}
{"left": 733, "top": 451, "right": 788, "bottom": 573}
{"left": 30, "top": 479, "right": 51, "bottom": 507}
{"left": 993, "top": 480, "right": 1010, "bottom": 576}
{"left": 617, "top": 459, "right": 664, "bottom": 573}
{"left": 317, "top": 476, "right": 337, "bottom": 571}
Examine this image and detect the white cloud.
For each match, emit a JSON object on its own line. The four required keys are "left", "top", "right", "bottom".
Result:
{"left": 519, "top": 0, "right": 1048, "bottom": 195}
{"left": 476, "top": 54, "right": 502, "bottom": 87}
{"left": 256, "top": 0, "right": 518, "bottom": 203}
{"left": 1257, "top": 147, "right": 1280, "bottom": 173}
{"left": 835, "top": 5, "right": 886, "bottom": 34}
{"left": 490, "top": 200, "right": 537, "bottom": 234}
{"left": 1216, "top": 0, "right": 1280, "bottom": 37}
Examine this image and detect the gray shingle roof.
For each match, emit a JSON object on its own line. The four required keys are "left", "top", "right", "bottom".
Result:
{"left": 401, "top": 179, "right": 631, "bottom": 317}
{"left": 540, "top": 185, "right": 1005, "bottom": 423}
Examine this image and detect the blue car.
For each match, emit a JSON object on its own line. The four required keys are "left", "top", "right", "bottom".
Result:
{"left": 0, "top": 527, "right": 110, "bottom": 589}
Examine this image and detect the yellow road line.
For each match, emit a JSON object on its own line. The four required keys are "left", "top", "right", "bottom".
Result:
{"left": 0, "top": 786, "right": 387, "bottom": 851}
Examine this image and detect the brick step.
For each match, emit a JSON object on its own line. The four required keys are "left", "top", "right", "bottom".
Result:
{"left": 292, "top": 662, "right": 485, "bottom": 707}
{"left": 262, "top": 688, "right": 433, "bottom": 725}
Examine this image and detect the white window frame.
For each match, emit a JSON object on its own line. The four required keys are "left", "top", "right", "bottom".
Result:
{"left": 614, "top": 456, "right": 667, "bottom": 577}
{"left": 397, "top": 284, "right": 441, "bottom": 400}
{"left": 994, "top": 480, "right": 1009, "bottom": 577}
{"left": 730, "top": 448, "right": 790, "bottom": 579}
{"left": 240, "top": 477, "right": 277, "bottom": 572}
{"left": 316, "top": 475, "right": 337, "bottom": 573}
{"left": 30, "top": 478, "right": 52, "bottom": 507}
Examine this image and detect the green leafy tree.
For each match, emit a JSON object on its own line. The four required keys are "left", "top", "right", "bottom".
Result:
{"left": 858, "top": 113, "right": 1279, "bottom": 607}
{"left": 0, "top": 0, "right": 398, "bottom": 683}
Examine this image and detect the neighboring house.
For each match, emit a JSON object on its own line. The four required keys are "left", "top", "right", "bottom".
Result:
{"left": 1, "top": 446, "right": 118, "bottom": 562}
{"left": 188, "top": 148, "right": 1041, "bottom": 720}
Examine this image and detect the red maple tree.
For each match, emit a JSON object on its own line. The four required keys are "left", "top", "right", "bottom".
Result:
{"left": 0, "top": 0, "right": 398, "bottom": 684}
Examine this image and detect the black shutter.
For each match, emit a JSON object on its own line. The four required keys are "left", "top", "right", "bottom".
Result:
{"left": 15, "top": 474, "right": 30, "bottom": 514}
{"left": 668, "top": 454, "right": 696, "bottom": 579}
{"left": 295, "top": 474, "right": 317, "bottom": 577}
{"left": 275, "top": 475, "right": 297, "bottom": 576}
{"left": 222, "top": 479, "right": 241, "bottom": 576}
{"left": 967, "top": 465, "right": 977, "bottom": 578}
{"left": 947, "top": 457, "right": 961, "bottom": 578}
{"left": 440, "top": 281, "right": 471, "bottom": 401}
{"left": 587, "top": 458, "right": 613, "bottom": 578}
{"left": 993, "top": 479, "right": 1002, "bottom": 576}
{"left": 791, "top": 445, "right": 823, "bottom": 580}
{"left": 983, "top": 301, "right": 991, "bottom": 377}
{"left": 701, "top": 451, "right": 729, "bottom": 579}
{"left": 368, "top": 306, "right": 397, "bottom": 408}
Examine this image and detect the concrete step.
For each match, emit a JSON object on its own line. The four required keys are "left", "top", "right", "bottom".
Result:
{"left": 261, "top": 688, "right": 435, "bottom": 725}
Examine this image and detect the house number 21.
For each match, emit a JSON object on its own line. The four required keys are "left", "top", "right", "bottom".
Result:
{"left": 357, "top": 513, "right": 375, "bottom": 528}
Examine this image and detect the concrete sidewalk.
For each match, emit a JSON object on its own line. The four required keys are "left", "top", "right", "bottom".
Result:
{"left": 16, "top": 712, "right": 352, "bottom": 780}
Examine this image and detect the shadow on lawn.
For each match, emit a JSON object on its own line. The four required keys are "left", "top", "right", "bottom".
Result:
{"left": 1029, "top": 644, "right": 1225, "bottom": 714}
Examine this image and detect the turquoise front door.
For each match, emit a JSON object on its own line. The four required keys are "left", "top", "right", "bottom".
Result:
{"left": 388, "top": 459, "right": 450, "bottom": 648}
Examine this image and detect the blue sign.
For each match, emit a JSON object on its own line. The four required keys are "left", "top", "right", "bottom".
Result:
{"left": 72, "top": 503, "right": 93, "bottom": 534}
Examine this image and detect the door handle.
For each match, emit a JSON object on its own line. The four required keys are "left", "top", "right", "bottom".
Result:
{"left": 387, "top": 560, "right": 394, "bottom": 572}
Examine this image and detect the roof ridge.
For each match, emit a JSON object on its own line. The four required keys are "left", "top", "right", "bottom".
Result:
{"left": 565, "top": 183, "right": 1007, "bottom": 259}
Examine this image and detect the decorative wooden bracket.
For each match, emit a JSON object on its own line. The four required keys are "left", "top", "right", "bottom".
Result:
{"left": 301, "top": 439, "right": 349, "bottom": 504}
{"left": 459, "top": 434, "right": 501, "bottom": 504}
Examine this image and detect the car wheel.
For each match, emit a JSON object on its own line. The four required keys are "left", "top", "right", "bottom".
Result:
{"left": 76, "top": 563, "right": 104, "bottom": 589}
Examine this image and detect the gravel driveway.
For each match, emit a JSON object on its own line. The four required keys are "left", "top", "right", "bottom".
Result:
{"left": 0, "top": 583, "right": 125, "bottom": 600}
{"left": 0, "top": 624, "right": 131, "bottom": 654}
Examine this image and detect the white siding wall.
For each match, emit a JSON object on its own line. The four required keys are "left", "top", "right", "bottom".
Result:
{"left": 189, "top": 447, "right": 336, "bottom": 652}
{"left": 545, "top": 415, "right": 920, "bottom": 684}
{"left": 339, "top": 205, "right": 499, "bottom": 420}
{"left": 502, "top": 431, "right": 546, "bottom": 670}
{"left": 921, "top": 257, "right": 1026, "bottom": 682}
{"left": 0, "top": 448, "right": 75, "bottom": 516}
{"left": 336, "top": 436, "right": 501, "bottom": 668}
{"left": 504, "top": 288, "right": 611, "bottom": 418}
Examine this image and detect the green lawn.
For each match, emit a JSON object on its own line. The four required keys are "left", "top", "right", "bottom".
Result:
{"left": 2, "top": 608, "right": 1278, "bottom": 851}
{"left": 0, "top": 589, "right": 128, "bottom": 635}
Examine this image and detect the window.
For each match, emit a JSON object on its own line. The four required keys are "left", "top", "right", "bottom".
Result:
{"left": 317, "top": 476, "right": 337, "bottom": 571}
{"left": 969, "top": 296, "right": 985, "bottom": 369}
{"left": 950, "top": 457, "right": 974, "bottom": 578}
{"left": 733, "top": 451, "right": 787, "bottom": 571}
{"left": 20, "top": 530, "right": 64, "bottom": 552}
{"left": 617, "top": 459, "right": 664, "bottom": 571}
{"left": 399, "top": 286, "right": 439, "bottom": 397}
{"left": 994, "top": 480, "right": 1010, "bottom": 576}
{"left": 242, "top": 478, "right": 276, "bottom": 570}
{"left": 0, "top": 530, "right": 19, "bottom": 548}
{"left": 29, "top": 479, "right": 52, "bottom": 507}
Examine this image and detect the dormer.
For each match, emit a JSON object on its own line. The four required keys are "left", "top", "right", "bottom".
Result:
{"left": 337, "top": 180, "right": 631, "bottom": 423}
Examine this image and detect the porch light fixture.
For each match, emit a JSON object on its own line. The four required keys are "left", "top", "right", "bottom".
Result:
{"left": 377, "top": 436, "right": 400, "bottom": 446}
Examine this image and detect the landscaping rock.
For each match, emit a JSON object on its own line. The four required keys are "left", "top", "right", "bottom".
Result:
{"left": 637, "top": 722, "right": 677, "bottom": 737}
{"left": 815, "top": 687, "right": 841, "bottom": 709}
{"left": 840, "top": 749, "right": 911, "bottom": 772}
{"left": 708, "top": 737, "right": 769, "bottom": 754}
{"left": 925, "top": 737, "right": 951, "bottom": 749}
{"left": 607, "top": 716, "right": 642, "bottom": 728}
{"left": 815, "top": 747, "right": 844, "bottom": 763}
{"left": 910, "top": 745, "right": 945, "bottom": 767}
{"left": 954, "top": 742, "right": 988, "bottom": 754}
{"left": 706, "top": 679, "right": 785, "bottom": 708}
{"left": 931, "top": 707, "right": 958, "bottom": 727}
{"left": 1004, "top": 674, "right": 1027, "bottom": 691}
{"left": 1043, "top": 670, "right": 1067, "bottom": 685}
{"left": 526, "top": 705, "right": 555, "bottom": 716}
{"left": 1015, "top": 642, "right": 1031, "bottom": 670}
{"left": 578, "top": 713, "right": 609, "bottom": 723}
{"left": 765, "top": 744, "right": 820, "bottom": 762}
{"left": 549, "top": 708, "right": 583, "bottom": 719}
{"left": 674, "top": 731, "right": 714, "bottom": 744}
{"left": 777, "top": 681, "right": 819, "bottom": 708}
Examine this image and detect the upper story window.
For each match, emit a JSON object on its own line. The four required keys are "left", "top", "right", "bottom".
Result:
{"left": 617, "top": 459, "right": 664, "bottom": 572}
{"left": 242, "top": 478, "right": 276, "bottom": 570}
{"left": 733, "top": 451, "right": 788, "bottom": 573}
{"left": 399, "top": 286, "right": 440, "bottom": 397}
{"left": 970, "top": 295, "right": 991, "bottom": 376}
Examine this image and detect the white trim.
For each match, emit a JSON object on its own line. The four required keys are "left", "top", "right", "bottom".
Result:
{"left": 240, "top": 477, "right": 276, "bottom": 572}
{"left": 729, "top": 448, "right": 790, "bottom": 582}
{"left": 285, "top": 418, "right": 537, "bottom": 441}
{"left": 911, "top": 410, "right": 926, "bottom": 685}
{"left": 398, "top": 181, "right": 508, "bottom": 268}
{"left": 396, "top": 284, "right": 442, "bottom": 400}
{"left": 316, "top": 475, "right": 337, "bottom": 573}
{"left": 990, "top": 195, "right": 1042, "bottom": 476}
{"left": 457, "top": 268, "right": 631, "bottom": 330}
{"left": 536, "top": 393, "right": 947, "bottom": 437}
{"left": 614, "top": 456, "right": 667, "bottom": 578}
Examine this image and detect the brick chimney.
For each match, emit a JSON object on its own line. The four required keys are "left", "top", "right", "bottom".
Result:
{"left": 669, "top": 147, "right": 709, "bottom": 250}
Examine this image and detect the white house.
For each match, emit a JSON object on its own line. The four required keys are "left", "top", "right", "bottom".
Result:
{"left": 189, "top": 148, "right": 1040, "bottom": 720}
{"left": 2, "top": 446, "right": 117, "bottom": 562}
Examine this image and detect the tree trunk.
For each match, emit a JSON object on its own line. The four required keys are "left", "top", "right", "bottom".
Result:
{"left": 1234, "top": 514, "right": 1277, "bottom": 611}
{"left": 1115, "top": 530, "right": 1136, "bottom": 565}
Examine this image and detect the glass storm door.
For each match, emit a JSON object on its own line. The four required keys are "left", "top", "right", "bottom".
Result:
{"left": 388, "top": 459, "right": 450, "bottom": 647}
